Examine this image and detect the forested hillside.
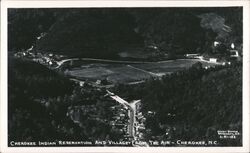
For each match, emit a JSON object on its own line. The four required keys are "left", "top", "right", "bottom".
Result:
{"left": 7, "top": 7, "right": 243, "bottom": 146}
{"left": 113, "top": 62, "right": 242, "bottom": 146}
{"left": 8, "top": 57, "right": 74, "bottom": 141}
{"left": 8, "top": 58, "right": 123, "bottom": 142}
{"left": 8, "top": 9, "right": 56, "bottom": 51}
{"left": 8, "top": 7, "right": 242, "bottom": 58}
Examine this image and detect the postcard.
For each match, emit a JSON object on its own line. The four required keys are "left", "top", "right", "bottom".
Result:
{"left": 1, "top": 0, "right": 249, "bottom": 153}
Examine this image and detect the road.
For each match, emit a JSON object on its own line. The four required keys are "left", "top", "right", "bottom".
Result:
{"left": 55, "top": 57, "right": 224, "bottom": 69}
{"left": 106, "top": 90, "right": 139, "bottom": 139}
{"left": 55, "top": 57, "right": 224, "bottom": 88}
{"left": 106, "top": 90, "right": 149, "bottom": 146}
{"left": 55, "top": 58, "right": 155, "bottom": 69}
{"left": 127, "top": 65, "right": 159, "bottom": 77}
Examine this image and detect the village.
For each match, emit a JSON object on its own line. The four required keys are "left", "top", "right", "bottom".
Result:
{"left": 14, "top": 39, "right": 241, "bottom": 72}
{"left": 13, "top": 39, "right": 241, "bottom": 145}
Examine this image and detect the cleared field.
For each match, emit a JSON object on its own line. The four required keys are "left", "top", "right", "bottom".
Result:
{"left": 67, "top": 59, "right": 218, "bottom": 84}
{"left": 69, "top": 64, "right": 152, "bottom": 83}
{"left": 107, "top": 65, "right": 153, "bottom": 83}
{"left": 69, "top": 67, "right": 113, "bottom": 80}
{"left": 132, "top": 59, "right": 217, "bottom": 73}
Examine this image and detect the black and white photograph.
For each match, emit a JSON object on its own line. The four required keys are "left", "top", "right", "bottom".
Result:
{"left": 1, "top": 0, "right": 250, "bottom": 153}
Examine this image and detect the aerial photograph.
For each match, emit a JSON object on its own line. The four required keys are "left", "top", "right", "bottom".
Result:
{"left": 8, "top": 7, "right": 242, "bottom": 147}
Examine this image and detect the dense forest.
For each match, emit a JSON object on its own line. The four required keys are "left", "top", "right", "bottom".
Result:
{"left": 8, "top": 7, "right": 243, "bottom": 146}
{"left": 8, "top": 7, "right": 242, "bottom": 58}
{"left": 8, "top": 57, "right": 242, "bottom": 145}
{"left": 113, "top": 62, "right": 242, "bottom": 146}
{"left": 8, "top": 57, "right": 123, "bottom": 143}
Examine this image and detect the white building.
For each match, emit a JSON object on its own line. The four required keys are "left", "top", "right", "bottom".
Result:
{"left": 185, "top": 54, "right": 199, "bottom": 59}
{"left": 214, "top": 41, "right": 220, "bottom": 47}
{"left": 231, "top": 43, "right": 235, "bottom": 49}
{"left": 209, "top": 58, "right": 218, "bottom": 63}
{"left": 230, "top": 50, "right": 239, "bottom": 58}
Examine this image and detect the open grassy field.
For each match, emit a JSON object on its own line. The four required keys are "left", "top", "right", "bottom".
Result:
{"left": 67, "top": 59, "right": 218, "bottom": 84}
{"left": 68, "top": 64, "right": 152, "bottom": 83}
{"left": 132, "top": 59, "right": 219, "bottom": 73}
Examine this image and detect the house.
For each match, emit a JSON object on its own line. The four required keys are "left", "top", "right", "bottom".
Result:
{"left": 96, "top": 80, "right": 101, "bottom": 85}
{"left": 229, "top": 50, "right": 239, "bottom": 58}
{"left": 231, "top": 43, "right": 235, "bottom": 49}
{"left": 214, "top": 41, "right": 220, "bottom": 47}
{"left": 185, "top": 54, "right": 199, "bottom": 59}
{"left": 209, "top": 58, "right": 218, "bottom": 63}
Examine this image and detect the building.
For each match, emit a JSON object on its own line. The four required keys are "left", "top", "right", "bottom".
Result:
{"left": 209, "top": 58, "right": 218, "bottom": 63}
{"left": 185, "top": 54, "right": 199, "bottom": 59}
{"left": 229, "top": 50, "right": 239, "bottom": 58}
{"left": 214, "top": 41, "right": 220, "bottom": 47}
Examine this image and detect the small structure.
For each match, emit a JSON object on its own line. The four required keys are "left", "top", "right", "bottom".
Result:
{"left": 185, "top": 54, "right": 199, "bottom": 59}
{"left": 26, "top": 46, "right": 34, "bottom": 52}
{"left": 209, "top": 58, "right": 218, "bottom": 63}
{"left": 147, "top": 45, "right": 158, "bottom": 50}
{"left": 214, "top": 41, "right": 220, "bottom": 47}
{"left": 229, "top": 50, "right": 239, "bottom": 58}
{"left": 231, "top": 43, "right": 235, "bottom": 49}
{"left": 69, "top": 78, "right": 85, "bottom": 87}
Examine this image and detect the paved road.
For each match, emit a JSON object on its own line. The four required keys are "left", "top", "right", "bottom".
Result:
{"left": 106, "top": 90, "right": 137, "bottom": 139}
{"left": 55, "top": 57, "right": 223, "bottom": 69}
{"left": 55, "top": 58, "right": 155, "bottom": 69}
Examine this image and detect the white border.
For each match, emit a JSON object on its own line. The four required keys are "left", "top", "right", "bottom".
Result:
{"left": 1, "top": 1, "right": 249, "bottom": 153}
